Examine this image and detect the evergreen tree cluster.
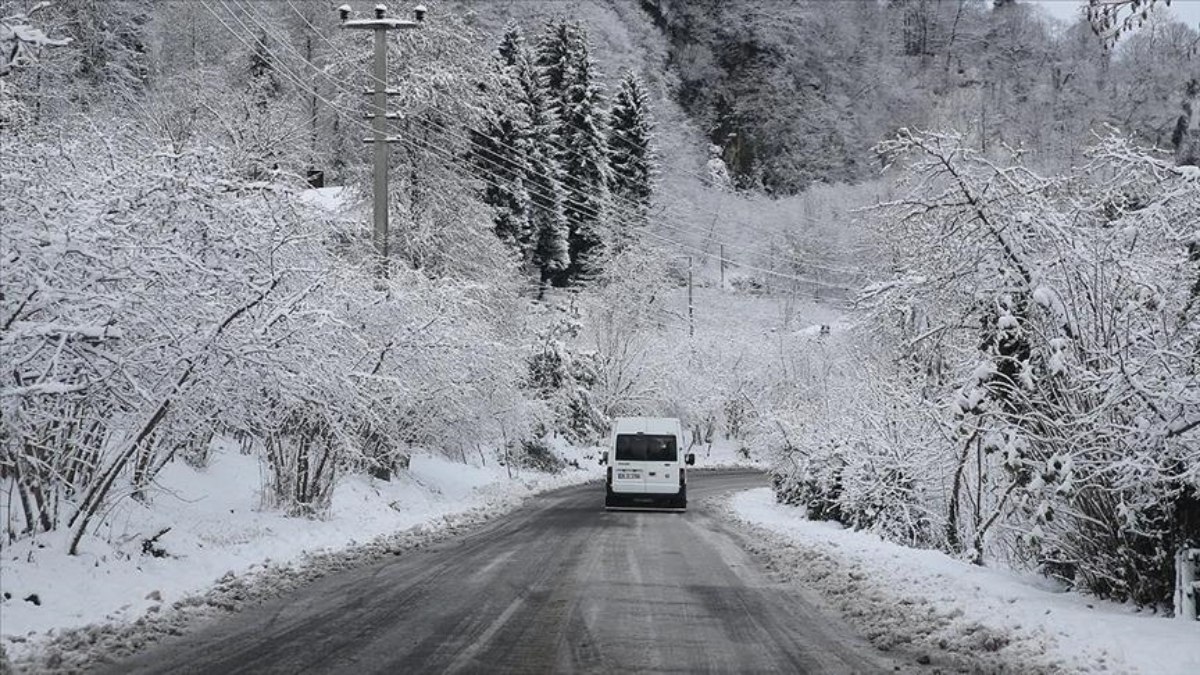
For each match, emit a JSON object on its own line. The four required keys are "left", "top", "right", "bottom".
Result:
{"left": 469, "top": 20, "right": 656, "bottom": 293}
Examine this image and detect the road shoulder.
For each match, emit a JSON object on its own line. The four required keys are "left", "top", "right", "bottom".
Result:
{"left": 716, "top": 488, "right": 1200, "bottom": 675}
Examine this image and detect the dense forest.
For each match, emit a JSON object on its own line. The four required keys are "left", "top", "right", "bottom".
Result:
{"left": 2, "top": 0, "right": 1198, "bottom": 615}
{"left": 644, "top": 0, "right": 1198, "bottom": 192}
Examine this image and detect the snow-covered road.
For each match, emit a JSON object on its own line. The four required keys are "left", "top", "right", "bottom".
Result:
{"left": 103, "top": 471, "right": 905, "bottom": 674}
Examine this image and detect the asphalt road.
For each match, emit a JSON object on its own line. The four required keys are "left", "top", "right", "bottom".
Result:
{"left": 109, "top": 471, "right": 901, "bottom": 674}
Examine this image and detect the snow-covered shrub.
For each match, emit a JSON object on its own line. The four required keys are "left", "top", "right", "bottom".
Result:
{"left": 0, "top": 91, "right": 537, "bottom": 548}
{"left": 0, "top": 118, "right": 340, "bottom": 550}
{"left": 771, "top": 443, "right": 846, "bottom": 521}
{"left": 516, "top": 439, "right": 567, "bottom": 473}
{"left": 758, "top": 128, "right": 1197, "bottom": 607}
{"left": 837, "top": 446, "right": 931, "bottom": 547}
{"left": 764, "top": 333, "right": 939, "bottom": 547}
{"left": 851, "top": 129, "right": 1200, "bottom": 608}
{"left": 0, "top": 6, "right": 71, "bottom": 78}
{"left": 526, "top": 312, "right": 605, "bottom": 444}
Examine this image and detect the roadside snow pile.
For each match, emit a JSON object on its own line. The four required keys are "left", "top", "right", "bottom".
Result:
{"left": 726, "top": 488, "right": 1200, "bottom": 675}
{"left": 1, "top": 447, "right": 595, "bottom": 672}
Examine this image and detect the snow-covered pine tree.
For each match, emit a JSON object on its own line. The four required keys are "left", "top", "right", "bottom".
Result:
{"left": 559, "top": 37, "right": 611, "bottom": 284}
{"left": 469, "top": 96, "right": 534, "bottom": 254}
{"left": 469, "top": 30, "right": 533, "bottom": 257}
{"left": 607, "top": 71, "right": 656, "bottom": 240}
{"left": 535, "top": 19, "right": 580, "bottom": 109}
{"left": 538, "top": 22, "right": 611, "bottom": 285}
{"left": 509, "top": 27, "right": 570, "bottom": 294}
{"left": 497, "top": 20, "right": 523, "bottom": 69}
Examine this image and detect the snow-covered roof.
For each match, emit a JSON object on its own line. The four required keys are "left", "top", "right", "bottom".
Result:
{"left": 612, "top": 416, "right": 681, "bottom": 435}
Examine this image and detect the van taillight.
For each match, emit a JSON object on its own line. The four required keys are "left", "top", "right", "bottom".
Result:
{"left": 607, "top": 467, "right": 613, "bottom": 486}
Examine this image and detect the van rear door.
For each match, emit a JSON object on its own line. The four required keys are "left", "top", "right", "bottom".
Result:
{"left": 614, "top": 434, "right": 679, "bottom": 494}
{"left": 642, "top": 435, "right": 679, "bottom": 493}
{"left": 613, "top": 434, "right": 645, "bottom": 493}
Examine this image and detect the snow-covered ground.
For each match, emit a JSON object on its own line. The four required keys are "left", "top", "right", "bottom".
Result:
{"left": 689, "top": 437, "right": 767, "bottom": 469}
{"left": 727, "top": 488, "right": 1200, "bottom": 675}
{"left": 1, "top": 442, "right": 596, "bottom": 668}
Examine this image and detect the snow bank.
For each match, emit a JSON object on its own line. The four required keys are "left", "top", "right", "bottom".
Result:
{"left": 1, "top": 446, "right": 595, "bottom": 670}
{"left": 727, "top": 488, "right": 1200, "bottom": 675}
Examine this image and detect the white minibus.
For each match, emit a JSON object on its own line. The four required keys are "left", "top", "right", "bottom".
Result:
{"left": 600, "top": 417, "right": 695, "bottom": 510}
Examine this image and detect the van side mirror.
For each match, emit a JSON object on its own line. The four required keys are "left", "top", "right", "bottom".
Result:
{"left": 685, "top": 453, "right": 695, "bottom": 466}
{"left": 600, "top": 451, "right": 609, "bottom": 465}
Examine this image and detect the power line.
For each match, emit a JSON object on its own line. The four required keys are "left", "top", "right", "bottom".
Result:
{"left": 203, "top": 1, "right": 856, "bottom": 302}
{"left": 408, "top": 113, "right": 865, "bottom": 278}
{"left": 222, "top": 2, "right": 854, "bottom": 302}
{"left": 396, "top": 128, "right": 854, "bottom": 300}
{"left": 195, "top": 1, "right": 628, "bottom": 284}
{"left": 243, "top": 1, "right": 863, "bottom": 277}
{"left": 398, "top": 122, "right": 854, "bottom": 298}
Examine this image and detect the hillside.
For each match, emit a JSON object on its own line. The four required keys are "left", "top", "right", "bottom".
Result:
{"left": 451, "top": 0, "right": 870, "bottom": 295}
{"left": 2, "top": 1, "right": 1198, "bottom": 670}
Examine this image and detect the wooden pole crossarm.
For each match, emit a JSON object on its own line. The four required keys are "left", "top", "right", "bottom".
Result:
{"left": 341, "top": 18, "right": 419, "bottom": 30}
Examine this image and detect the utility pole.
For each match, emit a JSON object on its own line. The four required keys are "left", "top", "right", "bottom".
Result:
{"left": 338, "top": 3, "right": 426, "bottom": 274}
{"left": 687, "top": 256, "right": 694, "bottom": 338}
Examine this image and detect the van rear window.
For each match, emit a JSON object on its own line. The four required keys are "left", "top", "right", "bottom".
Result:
{"left": 615, "top": 434, "right": 677, "bottom": 462}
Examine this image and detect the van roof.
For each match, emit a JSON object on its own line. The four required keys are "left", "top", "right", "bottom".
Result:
{"left": 612, "top": 417, "right": 681, "bottom": 435}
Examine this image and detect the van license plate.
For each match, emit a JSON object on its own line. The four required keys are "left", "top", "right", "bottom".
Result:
{"left": 617, "top": 471, "right": 640, "bottom": 479}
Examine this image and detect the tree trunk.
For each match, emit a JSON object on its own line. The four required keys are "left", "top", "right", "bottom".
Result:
{"left": 946, "top": 428, "right": 979, "bottom": 552}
